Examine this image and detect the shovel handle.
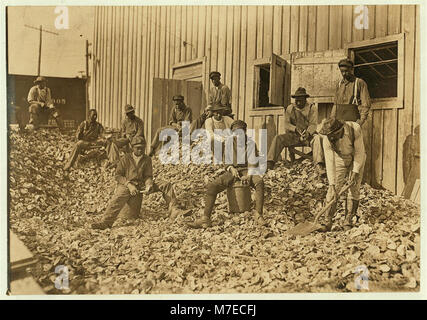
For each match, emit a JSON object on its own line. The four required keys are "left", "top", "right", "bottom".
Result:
{"left": 313, "top": 183, "right": 352, "bottom": 224}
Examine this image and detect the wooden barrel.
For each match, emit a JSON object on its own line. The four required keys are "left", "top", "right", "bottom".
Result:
{"left": 227, "top": 181, "right": 252, "bottom": 213}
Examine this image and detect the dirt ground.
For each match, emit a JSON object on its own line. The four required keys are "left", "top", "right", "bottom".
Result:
{"left": 8, "top": 128, "right": 420, "bottom": 294}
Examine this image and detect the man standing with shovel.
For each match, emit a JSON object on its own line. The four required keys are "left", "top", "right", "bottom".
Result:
{"left": 319, "top": 118, "right": 366, "bottom": 231}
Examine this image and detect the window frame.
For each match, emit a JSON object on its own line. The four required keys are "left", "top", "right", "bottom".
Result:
{"left": 346, "top": 33, "right": 405, "bottom": 110}
{"left": 252, "top": 54, "right": 287, "bottom": 110}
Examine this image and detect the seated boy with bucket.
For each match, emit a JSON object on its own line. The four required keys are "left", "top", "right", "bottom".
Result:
{"left": 187, "top": 120, "right": 267, "bottom": 229}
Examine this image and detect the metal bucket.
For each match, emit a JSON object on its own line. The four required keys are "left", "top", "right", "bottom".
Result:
{"left": 227, "top": 181, "right": 252, "bottom": 213}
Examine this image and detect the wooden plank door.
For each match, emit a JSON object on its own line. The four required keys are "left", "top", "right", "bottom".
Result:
{"left": 150, "top": 78, "right": 203, "bottom": 146}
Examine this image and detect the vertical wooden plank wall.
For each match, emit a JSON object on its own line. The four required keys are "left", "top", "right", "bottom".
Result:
{"left": 91, "top": 5, "right": 419, "bottom": 194}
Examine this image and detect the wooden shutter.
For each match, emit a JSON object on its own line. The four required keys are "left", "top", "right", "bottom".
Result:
{"left": 269, "top": 54, "right": 286, "bottom": 106}
{"left": 291, "top": 50, "right": 348, "bottom": 103}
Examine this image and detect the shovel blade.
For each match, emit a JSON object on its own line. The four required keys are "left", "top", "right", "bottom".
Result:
{"left": 287, "top": 221, "right": 323, "bottom": 236}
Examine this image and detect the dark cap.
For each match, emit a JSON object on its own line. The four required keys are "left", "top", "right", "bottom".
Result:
{"left": 338, "top": 58, "right": 354, "bottom": 68}
{"left": 291, "top": 87, "right": 310, "bottom": 98}
{"left": 319, "top": 118, "right": 345, "bottom": 135}
{"left": 131, "top": 136, "right": 146, "bottom": 147}
{"left": 172, "top": 95, "right": 184, "bottom": 101}
{"left": 124, "top": 104, "right": 135, "bottom": 113}
{"left": 209, "top": 71, "right": 221, "bottom": 79}
{"left": 231, "top": 119, "right": 247, "bottom": 130}
{"left": 34, "top": 76, "right": 47, "bottom": 84}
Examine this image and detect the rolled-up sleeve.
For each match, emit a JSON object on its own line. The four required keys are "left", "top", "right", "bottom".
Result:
{"left": 284, "top": 105, "right": 296, "bottom": 133}
{"left": 357, "top": 79, "right": 371, "bottom": 126}
{"left": 115, "top": 158, "right": 128, "bottom": 185}
{"left": 351, "top": 123, "right": 366, "bottom": 173}
{"left": 322, "top": 135, "right": 336, "bottom": 185}
{"left": 307, "top": 104, "right": 318, "bottom": 135}
{"left": 27, "top": 87, "right": 37, "bottom": 104}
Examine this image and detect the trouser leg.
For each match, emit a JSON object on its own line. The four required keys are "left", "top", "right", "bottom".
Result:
{"left": 204, "top": 172, "right": 235, "bottom": 218}
{"left": 101, "top": 185, "right": 134, "bottom": 226}
{"left": 50, "top": 107, "right": 64, "bottom": 129}
{"left": 152, "top": 180, "right": 176, "bottom": 207}
{"left": 267, "top": 132, "right": 300, "bottom": 163}
{"left": 250, "top": 175, "right": 264, "bottom": 215}
{"left": 190, "top": 115, "right": 207, "bottom": 135}
{"left": 325, "top": 159, "right": 349, "bottom": 230}
{"left": 64, "top": 140, "right": 90, "bottom": 170}
{"left": 310, "top": 134, "right": 324, "bottom": 165}
{"left": 107, "top": 138, "right": 130, "bottom": 164}
{"left": 149, "top": 128, "right": 163, "bottom": 155}
{"left": 28, "top": 103, "right": 41, "bottom": 128}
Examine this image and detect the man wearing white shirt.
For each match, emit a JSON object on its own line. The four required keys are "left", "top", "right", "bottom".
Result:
{"left": 319, "top": 118, "right": 366, "bottom": 231}
{"left": 27, "top": 76, "right": 64, "bottom": 130}
{"left": 204, "top": 104, "right": 234, "bottom": 163}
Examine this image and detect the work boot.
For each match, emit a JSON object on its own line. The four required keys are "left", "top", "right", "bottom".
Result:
{"left": 315, "top": 163, "right": 326, "bottom": 177}
{"left": 253, "top": 211, "right": 267, "bottom": 226}
{"left": 148, "top": 147, "right": 155, "bottom": 157}
{"left": 322, "top": 203, "right": 337, "bottom": 232}
{"left": 91, "top": 221, "right": 112, "bottom": 230}
{"left": 168, "top": 202, "right": 192, "bottom": 221}
{"left": 267, "top": 161, "right": 275, "bottom": 171}
{"left": 186, "top": 215, "right": 212, "bottom": 229}
{"left": 344, "top": 199, "right": 359, "bottom": 229}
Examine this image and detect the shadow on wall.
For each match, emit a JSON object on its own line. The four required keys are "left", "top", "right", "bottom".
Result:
{"left": 402, "top": 125, "right": 420, "bottom": 199}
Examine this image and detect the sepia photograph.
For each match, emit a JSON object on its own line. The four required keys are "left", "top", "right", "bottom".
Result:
{"left": 3, "top": 2, "right": 423, "bottom": 298}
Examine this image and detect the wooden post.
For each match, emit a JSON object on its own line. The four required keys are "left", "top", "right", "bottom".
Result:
{"left": 38, "top": 25, "right": 42, "bottom": 76}
{"left": 85, "top": 39, "right": 90, "bottom": 119}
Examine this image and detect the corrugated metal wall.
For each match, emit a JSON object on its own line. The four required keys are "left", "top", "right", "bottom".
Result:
{"left": 91, "top": 5, "right": 419, "bottom": 195}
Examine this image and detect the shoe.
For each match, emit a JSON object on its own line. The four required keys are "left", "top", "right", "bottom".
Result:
{"left": 267, "top": 161, "right": 275, "bottom": 171}
{"left": 315, "top": 163, "right": 326, "bottom": 176}
{"left": 91, "top": 221, "right": 111, "bottom": 230}
{"left": 169, "top": 205, "right": 192, "bottom": 221}
{"left": 253, "top": 211, "right": 267, "bottom": 226}
{"left": 186, "top": 216, "right": 212, "bottom": 229}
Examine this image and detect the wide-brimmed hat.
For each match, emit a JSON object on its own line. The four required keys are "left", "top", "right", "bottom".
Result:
{"left": 319, "top": 118, "right": 344, "bottom": 135}
{"left": 231, "top": 119, "right": 247, "bottom": 130}
{"left": 207, "top": 103, "right": 227, "bottom": 112}
{"left": 291, "top": 87, "right": 310, "bottom": 98}
{"left": 131, "top": 136, "right": 146, "bottom": 147}
{"left": 338, "top": 58, "right": 354, "bottom": 68}
{"left": 124, "top": 104, "right": 135, "bottom": 114}
{"left": 34, "top": 76, "right": 47, "bottom": 84}
{"left": 209, "top": 71, "right": 221, "bottom": 79}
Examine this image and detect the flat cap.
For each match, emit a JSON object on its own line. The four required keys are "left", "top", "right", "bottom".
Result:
{"left": 131, "top": 136, "right": 146, "bottom": 147}
{"left": 124, "top": 104, "right": 135, "bottom": 113}
{"left": 34, "top": 76, "right": 47, "bottom": 83}
{"left": 338, "top": 58, "right": 354, "bottom": 68}
{"left": 172, "top": 95, "right": 184, "bottom": 101}
{"left": 319, "top": 118, "right": 344, "bottom": 135}
{"left": 209, "top": 71, "right": 221, "bottom": 79}
{"left": 231, "top": 119, "right": 247, "bottom": 130}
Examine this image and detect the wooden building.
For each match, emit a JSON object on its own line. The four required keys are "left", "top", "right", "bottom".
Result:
{"left": 90, "top": 5, "right": 420, "bottom": 195}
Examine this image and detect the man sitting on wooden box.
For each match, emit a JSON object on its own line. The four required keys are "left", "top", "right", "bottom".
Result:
{"left": 27, "top": 76, "right": 65, "bottom": 131}
{"left": 266, "top": 87, "right": 324, "bottom": 174}
{"left": 186, "top": 120, "right": 267, "bottom": 229}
